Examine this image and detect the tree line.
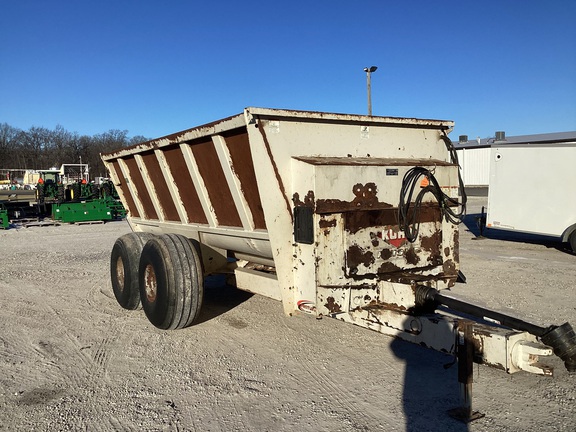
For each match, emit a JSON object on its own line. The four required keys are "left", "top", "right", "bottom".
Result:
{"left": 0, "top": 123, "right": 148, "bottom": 179}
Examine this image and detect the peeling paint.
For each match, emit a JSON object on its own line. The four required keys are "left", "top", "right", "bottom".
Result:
{"left": 319, "top": 218, "right": 337, "bottom": 229}
{"left": 325, "top": 297, "right": 342, "bottom": 314}
{"left": 405, "top": 247, "right": 420, "bottom": 265}
{"left": 293, "top": 190, "right": 315, "bottom": 208}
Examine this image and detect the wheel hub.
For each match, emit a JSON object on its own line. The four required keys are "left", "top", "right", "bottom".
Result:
{"left": 144, "top": 264, "right": 157, "bottom": 302}
{"left": 116, "top": 256, "right": 124, "bottom": 292}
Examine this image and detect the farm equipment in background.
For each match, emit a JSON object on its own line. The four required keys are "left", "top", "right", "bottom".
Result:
{"left": 52, "top": 199, "right": 114, "bottom": 223}
{"left": 51, "top": 179, "right": 126, "bottom": 223}
{"left": 0, "top": 165, "right": 126, "bottom": 224}
{"left": 35, "top": 170, "right": 65, "bottom": 204}
{"left": 98, "top": 179, "right": 121, "bottom": 200}
{"left": 0, "top": 207, "right": 8, "bottom": 229}
{"left": 65, "top": 179, "right": 100, "bottom": 201}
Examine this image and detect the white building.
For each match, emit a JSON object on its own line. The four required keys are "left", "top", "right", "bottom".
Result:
{"left": 454, "top": 131, "right": 576, "bottom": 188}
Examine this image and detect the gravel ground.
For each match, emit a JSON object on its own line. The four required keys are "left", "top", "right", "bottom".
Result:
{"left": 0, "top": 196, "right": 574, "bottom": 431}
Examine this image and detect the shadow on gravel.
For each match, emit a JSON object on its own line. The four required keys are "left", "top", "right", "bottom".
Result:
{"left": 462, "top": 212, "right": 573, "bottom": 255}
{"left": 195, "top": 274, "right": 254, "bottom": 324}
{"left": 391, "top": 331, "right": 471, "bottom": 431}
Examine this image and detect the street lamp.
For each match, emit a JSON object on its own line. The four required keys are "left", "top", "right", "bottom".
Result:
{"left": 364, "top": 66, "right": 378, "bottom": 116}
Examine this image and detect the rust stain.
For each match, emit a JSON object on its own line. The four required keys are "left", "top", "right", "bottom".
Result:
{"left": 351, "top": 183, "right": 378, "bottom": 207}
{"left": 405, "top": 247, "right": 420, "bottom": 265}
{"left": 343, "top": 206, "right": 442, "bottom": 235}
{"left": 420, "top": 229, "right": 441, "bottom": 253}
{"left": 443, "top": 259, "right": 457, "bottom": 275}
{"left": 444, "top": 246, "right": 450, "bottom": 257}
{"left": 316, "top": 183, "right": 395, "bottom": 214}
{"left": 293, "top": 156, "right": 455, "bottom": 167}
{"left": 346, "top": 245, "right": 375, "bottom": 271}
{"left": 380, "top": 248, "right": 393, "bottom": 260}
{"left": 453, "top": 230, "right": 460, "bottom": 263}
{"left": 293, "top": 190, "right": 315, "bottom": 208}
{"left": 428, "top": 253, "right": 443, "bottom": 266}
{"left": 377, "top": 261, "right": 402, "bottom": 274}
{"left": 362, "top": 300, "right": 408, "bottom": 312}
{"left": 319, "top": 218, "right": 337, "bottom": 229}
{"left": 344, "top": 209, "right": 395, "bottom": 234}
{"left": 325, "top": 297, "right": 342, "bottom": 314}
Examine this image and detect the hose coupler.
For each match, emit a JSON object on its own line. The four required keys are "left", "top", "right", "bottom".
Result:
{"left": 540, "top": 322, "right": 576, "bottom": 373}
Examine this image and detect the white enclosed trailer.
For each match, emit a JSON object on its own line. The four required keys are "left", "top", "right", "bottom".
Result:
{"left": 486, "top": 142, "right": 576, "bottom": 251}
{"left": 101, "top": 108, "right": 575, "bottom": 380}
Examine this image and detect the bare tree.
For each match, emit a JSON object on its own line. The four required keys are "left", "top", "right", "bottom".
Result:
{"left": 0, "top": 123, "right": 147, "bottom": 179}
{"left": 0, "top": 123, "right": 22, "bottom": 168}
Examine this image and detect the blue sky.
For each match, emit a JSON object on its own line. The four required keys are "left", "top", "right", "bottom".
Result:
{"left": 1, "top": 1, "right": 575, "bottom": 141}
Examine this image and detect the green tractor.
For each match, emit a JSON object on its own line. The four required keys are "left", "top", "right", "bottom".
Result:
{"left": 98, "top": 179, "right": 126, "bottom": 219}
{"left": 36, "top": 170, "right": 65, "bottom": 204}
{"left": 99, "top": 179, "right": 120, "bottom": 200}
{"left": 66, "top": 180, "right": 100, "bottom": 201}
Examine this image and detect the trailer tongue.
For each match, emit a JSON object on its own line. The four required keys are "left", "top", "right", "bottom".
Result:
{"left": 101, "top": 108, "right": 575, "bottom": 381}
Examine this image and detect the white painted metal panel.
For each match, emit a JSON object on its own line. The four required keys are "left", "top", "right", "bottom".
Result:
{"left": 487, "top": 143, "right": 576, "bottom": 237}
{"left": 456, "top": 147, "right": 491, "bottom": 186}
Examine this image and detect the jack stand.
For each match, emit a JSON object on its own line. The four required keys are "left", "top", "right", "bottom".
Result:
{"left": 448, "top": 323, "right": 485, "bottom": 423}
{"left": 472, "top": 206, "right": 487, "bottom": 240}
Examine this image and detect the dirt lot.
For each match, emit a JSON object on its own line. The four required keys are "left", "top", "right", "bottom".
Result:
{"left": 0, "top": 196, "right": 575, "bottom": 431}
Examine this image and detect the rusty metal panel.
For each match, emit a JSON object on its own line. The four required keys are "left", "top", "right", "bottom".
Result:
{"left": 140, "top": 151, "right": 180, "bottom": 222}
{"left": 345, "top": 219, "right": 444, "bottom": 278}
{"left": 110, "top": 160, "right": 139, "bottom": 218}
{"left": 162, "top": 146, "right": 208, "bottom": 225}
{"left": 123, "top": 156, "right": 158, "bottom": 220}
{"left": 223, "top": 131, "right": 266, "bottom": 230}
{"left": 190, "top": 138, "right": 242, "bottom": 228}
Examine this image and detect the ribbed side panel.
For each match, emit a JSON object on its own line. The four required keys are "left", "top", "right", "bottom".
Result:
{"left": 124, "top": 157, "right": 158, "bottom": 220}
{"left": 223, "top": 131, "right": 267, "bottom": 230}
{"left": 162, "top": 146, "right": 208, "bottom": 225}
{"left": 110, "top": 160, "right": 139, "bottom": 218}
{"left": 140, "top": 151, "right": 180, "bottom": 222}
{"left": 189, "top": 139, "right": 242, "bottom": 227}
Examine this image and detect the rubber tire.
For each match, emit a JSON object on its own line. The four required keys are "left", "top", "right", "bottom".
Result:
{"left": 569, "top": 231, "right": 576, "bottom": 253}
{"left": 110, "top": 232, "right": 155, "bottom": 310}
{"left": 57, "top": 184, "right": 65, "bottom": 203}
{"left": 138, "top": 234, "right": 204, "bottom": 330}
{"left": 102, "top": 183, "right": 112, "bottom": 198}
{"left": 72, "top": 183, "right": 80, "bottom": 201}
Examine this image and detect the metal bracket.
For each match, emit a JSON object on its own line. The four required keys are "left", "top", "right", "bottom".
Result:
{"left": 511, "top": 341, "right": 553, "bottom": 375}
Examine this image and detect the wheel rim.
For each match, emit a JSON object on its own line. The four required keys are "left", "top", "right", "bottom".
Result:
{"left": 115, "top": 256, "right": 125, "bottom": 292}
{"left": 144, "top": 264, "right": 158, "bottom": 302}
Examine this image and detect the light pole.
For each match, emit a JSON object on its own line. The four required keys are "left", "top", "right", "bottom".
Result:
{"left": 364, "top": 66, "right": 378, "bottom": 116}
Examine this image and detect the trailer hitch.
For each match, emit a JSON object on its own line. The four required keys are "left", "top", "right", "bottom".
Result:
{"left": 415, "top": 285, "right": 576, "bottom": 373}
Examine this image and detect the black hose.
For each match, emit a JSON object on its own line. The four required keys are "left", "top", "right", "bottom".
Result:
{"left": 415, "top": 285, "right": 547, "bottom": 336}
{"left": 415, "top": 285, "right": 576, "bottom": 372}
